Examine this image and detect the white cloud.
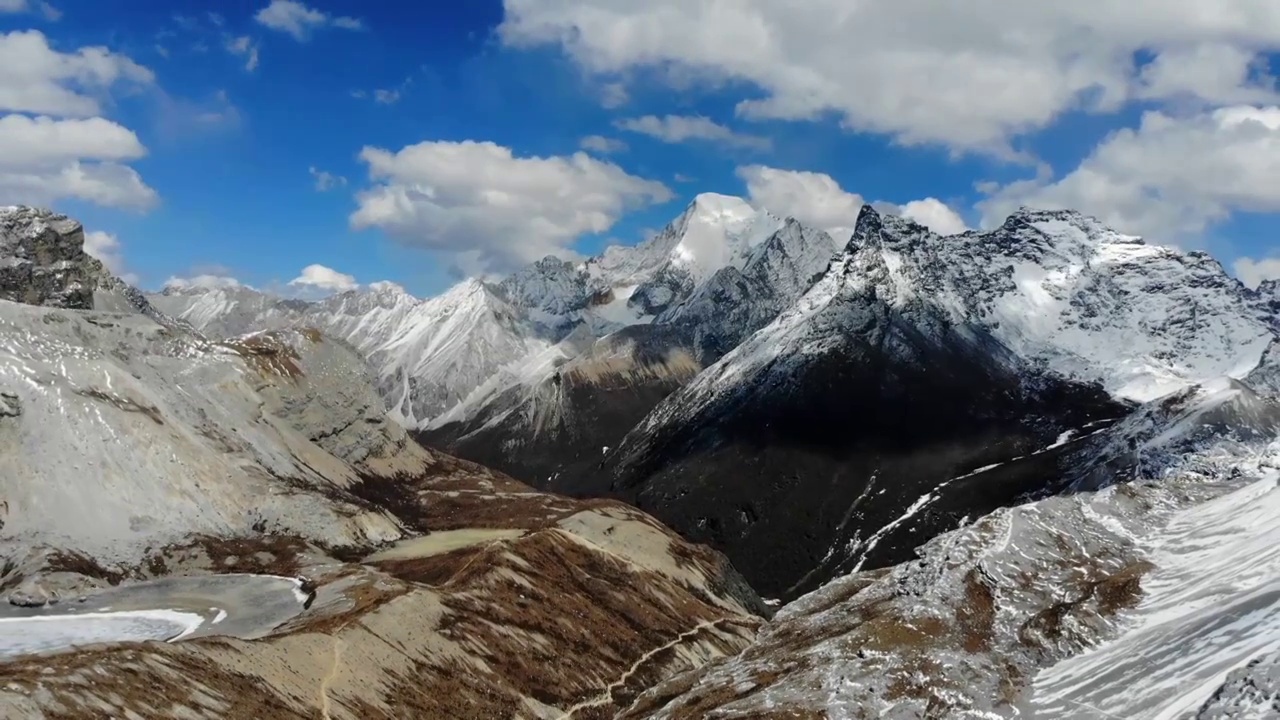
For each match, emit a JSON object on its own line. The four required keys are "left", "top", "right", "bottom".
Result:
{"left": 616, "top": 114, "right": 771, "bottom": 151}
{"left": 738, "top": 164, "right": 863, "bottom": 239}
{"left": 738, "top": 164, "right": 970, "bottom": 239}
{"left": 373, "top": 88, "right": 400, "bottom": 104}
{"left": 0, "top": 30, "right": 154, "bottom": 117}
{"left": 1136, "top": 44, "right": 1278, "bottom": 105}
{"left": 289, "top": 263, "right": 358, "bottom": 292}
{"left": 1235, "top": 257, "right": 1280, "bottom": 289}
{"left": 254, "top": 0, "right": 363, "bottom": 41}
{"left": 0, "top": 114, "right": 157, "bottom": 210}
{"left": 897, "top": 198, "right": 970, "bottom": 235}
{"left": 579, "top": 134, "right": 627, "bottom": 154}
{"left": 500, "top": 0, "right": 1280, "bottom": 154}
{"left": 0, "top": 114, "right": 144, "bottom": 165}
{"left": 226, "top": 35, "right": 260, "bottom": 71}
{"left": 0, "top": 1, "right": 59, "bottom": 20}
{"left": 368, "top": 280, "right": 406, "bottom": 294}
{"left": 979, "top": 105, "right": 1280, "bottom": 241}
{"left": 309, "top": 165, "right": 346, "bottom": 191}
{"left": 82, "top": 230, "right": 138, "bottom": 284}
{"left": 350, "top": 139, "right": 673, "bottom": 272}
{"left": 164, "top": 274, "right": 244, "bottom": 290}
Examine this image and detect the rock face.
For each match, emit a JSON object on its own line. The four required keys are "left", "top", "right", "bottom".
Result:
{"left": 0, "top": 207, "right": 766, "bottom": 719}
{"left": 0, "top": 207, "right": 102, "bottom": 310}
{"left": 0, "top": 207, "right": 176, "bottom": 325}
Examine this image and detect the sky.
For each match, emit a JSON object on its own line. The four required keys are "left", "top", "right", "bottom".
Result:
{"left": 2, "top": 0, "right": 1280, "bottom": 297}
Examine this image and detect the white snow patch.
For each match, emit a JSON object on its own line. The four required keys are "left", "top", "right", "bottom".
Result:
{"left": 0, "top": 609, "right": 205, "bottom": 660}
{"left": 1030, "top": 472, "right": 1280, "bottom": 718}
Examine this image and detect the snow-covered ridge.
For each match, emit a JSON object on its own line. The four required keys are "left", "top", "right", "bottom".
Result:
{"left": 799, "top": 205, "right": 1271, "bottom": 403}
{"left": 150, "top": 193, "right": 806, "bottom": 427}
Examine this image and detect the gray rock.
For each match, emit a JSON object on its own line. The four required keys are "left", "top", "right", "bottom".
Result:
{"left": 0, "top": 207, "right": 101, "bottom": 310}
{"left": 7, "top": 580, "right": 50, "bottom": 608}
{"left": 0, "top": 391, "right": 19, "bottom": 418}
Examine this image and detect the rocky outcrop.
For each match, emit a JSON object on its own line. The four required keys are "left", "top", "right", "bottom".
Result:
{"left": 0, "top": 391, "right": 18, "bottom": 418}
{"left": 0, "top": 206, "right": 106, "bottom": 310}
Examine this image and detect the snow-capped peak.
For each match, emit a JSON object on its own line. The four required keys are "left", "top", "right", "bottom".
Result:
{"left": 667, "top": 194, "right": 782, "bottom": 280}
{"left": 845, "top": 204, "right": 1275, "bottom": 401}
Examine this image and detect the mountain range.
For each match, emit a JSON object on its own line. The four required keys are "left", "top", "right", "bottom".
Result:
{"left": 150, "top": 195, "right": 1278, "bottom": 600}
{"left": 3, "top": 190, "right": 1279, "bottom": 718}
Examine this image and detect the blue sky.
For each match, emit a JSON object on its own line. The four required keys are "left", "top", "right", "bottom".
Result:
{"left": 2, "top": 0, "right": 1279, "bottom": 296}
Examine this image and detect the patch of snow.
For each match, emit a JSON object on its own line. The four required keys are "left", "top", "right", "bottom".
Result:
{"left": 1030, "top": 471, "right": 1280, "bottom": 719}
{"left": 0, "top": 609, "right": 205, "bottom": 660}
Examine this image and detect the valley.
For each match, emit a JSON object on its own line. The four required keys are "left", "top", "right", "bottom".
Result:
{"left": 2, "top": 194, "right": 1278, "bottom": 718}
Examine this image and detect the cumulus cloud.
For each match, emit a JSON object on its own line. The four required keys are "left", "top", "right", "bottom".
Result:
{"left": 254, "top": 0, "right": 363, "bottom": 41}
{"left": 738, "top": 164, "right": 969, "bottom": 239}
{"left": 350, "top": 139, "right": 672, "bottom": 272}
{"left": 738, "top": 165, "right": 864, "bottom": 239}
{"left": 895, "top": 198, "right": 970, "bottom": 236}
{"left": 616, "top": 115, "right": 770, "bottom": 151}
{"left": 289, "top": 263, "right": 358, "bottom": 292}
{"left": 0, "top": 114, "right": 157, "bottom": 210}
{"left": 0, "top": 114, "right": 144, "bottom": 165}
{"left": 0, "top": 30, "right": 154, "bottom": 117}
{"left": 82, "top": 230, "right": 138, "bottom": 284}
{"left": 978, "top": 105, "right": 1280, "bottom": 241}
{"left": 0, "top": 31, "right": 161, "bottom": 210}
{"left": 579, "top": 134, "right": 627, "bottom": 154}
{"left": 309, "top": 166, "right": 346, "bottom": 191}
{"left": 1235, "top": 257, "right": 1280, "bottom": 289}
{"left": 500, "top": 0, "right": 1280, "bottom": 155}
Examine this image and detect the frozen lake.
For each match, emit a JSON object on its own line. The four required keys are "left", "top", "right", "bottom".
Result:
{"left": 0, "top": 573, "right": 310, "bottom": 662}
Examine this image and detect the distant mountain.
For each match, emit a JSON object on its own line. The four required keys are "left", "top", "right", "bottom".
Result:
{"left": 152, "top": 192, "right": 820, "bottom": 432}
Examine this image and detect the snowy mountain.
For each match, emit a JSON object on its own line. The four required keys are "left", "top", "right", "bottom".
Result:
{"left": 592, "top": 205, "right": 1278, "bottom": 600}
{"left": 420, "top": 213, "right": 840, "bottom": 491}
{"left": 151, "top": 192, "right": 802, "bottom": 431}
{"left": 152, "top": 277, "right": 552, "bottom": 427}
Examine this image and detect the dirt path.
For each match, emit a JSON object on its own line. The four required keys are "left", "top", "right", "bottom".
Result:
{"left": 318, "top": 636, "right": 345, "bottom": 720}
{"left": 557, "top": 616, "right": 748, "bottom": 718}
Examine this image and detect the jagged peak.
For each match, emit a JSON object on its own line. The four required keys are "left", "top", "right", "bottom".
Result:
{"left": 434, "top": 277, "right": 492, "bottom": 303}
{"left": 1000, "top": 206, "right": 1145, "bottom": 247}
{"left": 0, "top": 205, "right": 84, "bottom": 247}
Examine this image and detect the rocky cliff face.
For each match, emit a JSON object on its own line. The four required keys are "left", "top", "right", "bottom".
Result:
{"left": 0, "top": 207, "right": 105, "bottom": 311}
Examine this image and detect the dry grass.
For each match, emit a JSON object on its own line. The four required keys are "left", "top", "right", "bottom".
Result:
{"left": 219, "top": 332, "right": 305, "bottom": 380}
{"left": 72, "top": 388, "right": 165, "bottom": 425}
